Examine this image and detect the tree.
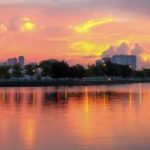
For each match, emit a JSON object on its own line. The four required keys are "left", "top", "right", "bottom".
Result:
{"left": 85, "top": 65, "right": 95, "bottom": 77}
{"left": 69, "top": 64, "right": 85, "bottom": 78}
{"left": 86, "top": 64, "right": 105, "bottom": 77}
{"left": 39, "top": 59, "right": 57, "bottom": 78}
{"left": 25, "top": 64, "right": 38, "bottom": 79}
{"left": 135, "top": 69, "right": 150, "bottom": 78}
{"left": 0, "top": 65, "right": 10, "bottom": 79}
{"left": 12, "top": 64, "right": 23, "bottom": 78}
{"left": 51, "top": 60, "right": 69, "bottom": 78}
{"left": 92, "top": 61, "right": 134, "bottom": 78}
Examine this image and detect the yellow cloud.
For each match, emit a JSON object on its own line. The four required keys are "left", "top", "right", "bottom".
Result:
{"left": 140, "top": 54, "right": 150, "bottom": 62}
{"left": 70, "top": 41, "right": 109, "bottom": 56}
{"left": 21, "top": 17, "right": 36, "bottom": 32}
{"left": 71, "top": 17, "right": 114, "bottom": 34}
{"left": 0, "top": 24, "right": 7, "bottom": 32}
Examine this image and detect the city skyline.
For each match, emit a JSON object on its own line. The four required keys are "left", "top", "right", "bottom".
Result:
{"left": 0, "top": 1, "right": 149, "bottom": 67}
{"left": 1, "top": 56, "right": 25, "bottom": 66}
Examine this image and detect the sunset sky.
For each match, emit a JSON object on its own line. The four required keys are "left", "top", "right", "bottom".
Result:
{"left": 0, "top": 0, "right": 150, "bottom": 67}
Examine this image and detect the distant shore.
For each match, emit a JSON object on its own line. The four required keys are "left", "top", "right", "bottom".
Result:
{"left": 0, "top": 79, "right": 149, "bottom": 87}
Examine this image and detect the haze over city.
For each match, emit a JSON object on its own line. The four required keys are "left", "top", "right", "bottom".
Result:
{"left": 0, "top": 0, "right": 149, "bottom": 67}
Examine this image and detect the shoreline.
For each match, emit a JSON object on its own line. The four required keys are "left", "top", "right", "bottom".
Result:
{"left": 0, "top": 79, "right": 149, "bottom": 87}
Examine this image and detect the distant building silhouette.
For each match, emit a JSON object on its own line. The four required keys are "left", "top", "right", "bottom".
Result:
{"left": 6, "top": 56, "right": 25, "bottom": 67}
{"left": 18, "top": 56, "right": 25, "bottom": 66}
{"left": 111, "top": 55, "right": 137, "bottom": 70}
{"left": 7, "top": 58, "right": 17, "bottom": 66}
{"left": 96, "top": 55, "right": 137, "bottom": 70}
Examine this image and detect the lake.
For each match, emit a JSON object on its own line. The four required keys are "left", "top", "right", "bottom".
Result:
{"left": 0, "top": 83, "right": 150, "bottom": 150}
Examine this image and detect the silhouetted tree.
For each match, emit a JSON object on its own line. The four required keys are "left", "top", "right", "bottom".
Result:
{"left": 52, "top": 60, "right": 69, "bottom": 78}
{"left": 91, "top": 61, "right": 134, "bottom": 78}
{"left": 86, "top": 64, "right": 107, "bottom": 77}
{"left": 0, "top": 65, "right": 10, "bottom": 79}
{"left": 135, "top": 70, "right": 146, "bottom": 78}
{"left": 39, "top": 59, "right": 57, "bottom": 78}
{"left": 135, "top": 69, "right": 150, "bottom": 78}
{"left": 85, "top": 65, "right": 95, "bottom": 77}
{"left": 25, "top": 64, "right": 38, "bottom": 79}
{"left": 69, "top": 64, "right": 86, "bottom": 78}
{"left": 12, "top": 64, "right": 23, "bottom": 78}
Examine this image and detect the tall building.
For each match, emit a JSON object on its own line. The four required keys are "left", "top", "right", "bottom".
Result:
{"left": 18, "top": 56, "right": 25, "bottom": 66}
{"left": 111, "top": 55, "right": 137, "bottom": 70}
{"left": 7, "top": 59, "right": 12, "bottom": 66}
{"left": 7, "top": 58, "right": 17, "bottom": 66}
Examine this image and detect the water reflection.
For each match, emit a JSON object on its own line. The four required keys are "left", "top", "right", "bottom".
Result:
{"left": 0, "top": 84, "right": 150, "bottom": 149}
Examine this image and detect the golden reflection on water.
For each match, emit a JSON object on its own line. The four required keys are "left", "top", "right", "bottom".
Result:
{"left": 103, "top": 88, "right": 108, "bottom": 110}
{"left": 129, "top": 87, "right": 132, "bottom": 107}
{"left": 139, "top": 83, "right": 142, "bottom": 105}
{"left": 0, "top": 84, "right": 150, "bottom": 149}
{"left": 21, "top": 117, "right": 35, "bottom": 150}
{"left": 85, "top": 87, "right": 89, "bottom": 114}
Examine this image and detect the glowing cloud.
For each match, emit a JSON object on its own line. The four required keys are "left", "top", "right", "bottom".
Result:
{"left": 0, "top": 24, "right": 7, "bottom": 32}
{"left": 70, "top": 41, "right": 109, "bottom": 56}
{"left": 21, "top": 17, "right": 36, "bottom": 32}
{"left": 71, "top": 17, "right": 114, "bottom": 34}
{"left": 141, "top": 54, "right": 150, "bottom": 62}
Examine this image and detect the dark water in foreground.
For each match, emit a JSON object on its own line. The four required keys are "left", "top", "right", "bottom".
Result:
{"left": 0, "top": 84, "right": 150, "bottom": 150}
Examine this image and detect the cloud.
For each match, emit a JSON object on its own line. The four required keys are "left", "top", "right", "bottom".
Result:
{"left": 0, "top": 24, "right": 7, "bottom": 32}
{"left": 0, "top": 1, "right": 149, "bottom": 66}
{"left": 116, "top": 42, "right": 130, "bottom": 55}
{"left": 0, "top": 0, "right": 149, "bottom": 17}
{"left": 2, "top": 16, "right": 36, "bottom": 32}
{"left": 102, "top": 43, "right": 149, "bottom": 67}
{"left": 117, "top": 0, "right": 150, "bottom": 15}
{"left": 131, "top": 43, "right": 144, "bottom": 55}
{"left": 21, "top": 17, "right": 36, "bottom": 32}
{"left": 70, "top": 17, "right": 114, "bottom": 34}
{"left": 102, "top": 45, "right": 116, "bottom": 57}
{"left": 102, "top": 42, "right": 130, "bottom": 57}
{"left": 70, "top": 41, "right": 108, "bottom": 56}
{"left": 131, "top": 44, "right": 146, "bottom": 66}
{"left": 70, "top": 41, "right": 100, "bottom": 55}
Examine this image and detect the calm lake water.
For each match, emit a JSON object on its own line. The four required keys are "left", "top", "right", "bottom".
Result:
{"left": 0, "top": 83, "right": 150, "bottom": 150}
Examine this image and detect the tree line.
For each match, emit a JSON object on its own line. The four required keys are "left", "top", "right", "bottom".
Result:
{"left": 0, "top": 59, "right": 149, "bottom": 79}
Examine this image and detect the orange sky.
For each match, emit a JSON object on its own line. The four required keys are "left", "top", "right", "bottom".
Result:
{"left": 0, "top": 2, "right": 150, "bottom": 67}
